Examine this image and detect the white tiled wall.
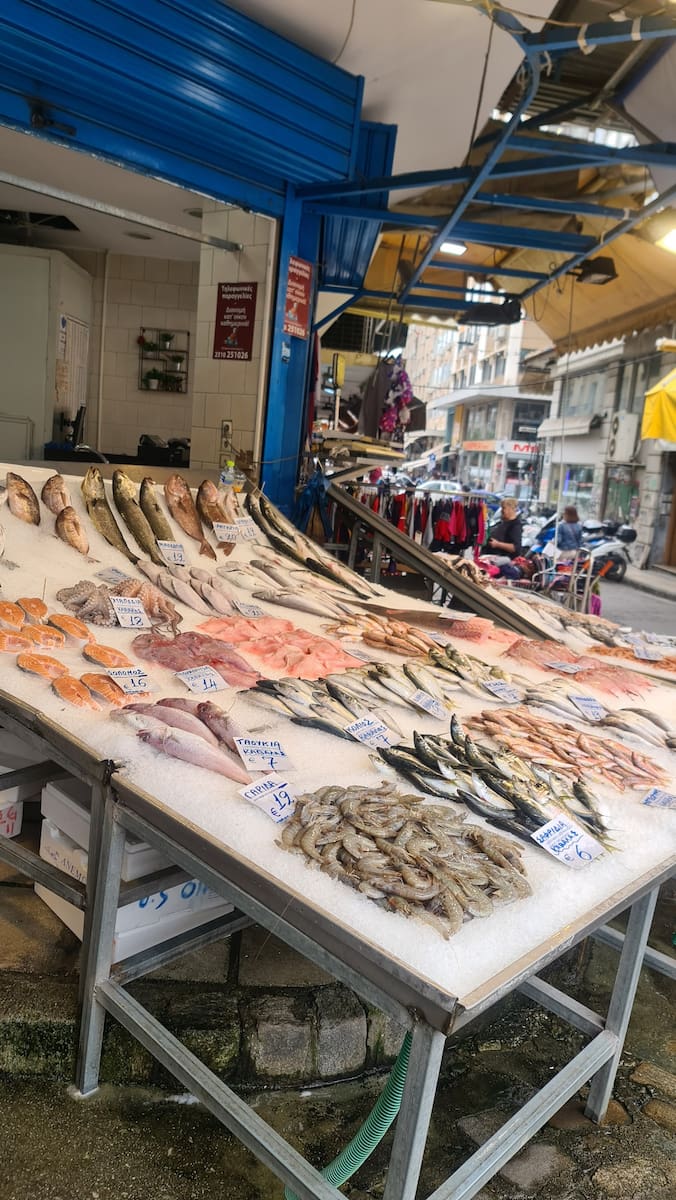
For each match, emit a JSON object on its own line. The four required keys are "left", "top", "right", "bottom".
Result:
{"left": 68, "top": 251, "right": 199, "bottom": 455}
{"left": 190, "top": 203, "right": 276, "bottom": 472}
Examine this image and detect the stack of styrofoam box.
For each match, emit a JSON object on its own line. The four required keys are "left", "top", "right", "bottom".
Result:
{"left": 0, "top": 729, "right": 48, "bottom": 840}
{"left": 35, "top": 777, "right": 233, "bottom": 963}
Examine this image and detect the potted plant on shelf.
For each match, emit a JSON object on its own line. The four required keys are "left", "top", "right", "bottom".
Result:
{"left": 166, "top": 353, "right": 185, "bottom": 372}
{"left": 143, "top": 368, "right": 163, "bottom": 390}
{"left": 159, "top": 331, "right": 174, "bottom": 349}
{"left": 143, "top": 340, "right": 159, "bottom": 353}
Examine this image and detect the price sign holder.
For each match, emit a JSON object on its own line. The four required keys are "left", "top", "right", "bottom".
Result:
{"left": 570, "top": 695, "right": 607, "bottom": 722}
{"left": 240, "top": 777, "right": 296, "bottom": 823}
{"left": 110, "top": 596, "right": 151, "bottom": 629}
{"left": 410, "top": 690, "right": 446, "bottom": 720}
{"left": 531, "top": 812, "right": 604, "bottom": 868}
{"left": 158, "top": 540, "right": 186, "bottom": 566}
{"left": 106, "top": 666, "right": 152, "bottom": 694}
{"left": 642, "top": 788, "right": 676, "bottom": 809}
{"left": 213, "top": 522, "right": 239, "bottom": 543}
{"left": 176, "top": 665, "right": 228, "bottom": 694}
{"left": 234, "top": 737, "right": 291, "bottom": 773}
{"left": 482, "top": 679, "right": 521, "bottom": 703}
{"left": 97, "top": 567, "right": 131, "bottom": 585}
{"left": 233, "top": 600, "right": 265, "bottom": 618}
{"left": 345, "top": 716, "right": 397, "bottom": 749}
{"left": 545, "top": 661, "right": 584, "bottom": 674}
{"left": 235, "top": 518, "right": 258, "bottom": 541}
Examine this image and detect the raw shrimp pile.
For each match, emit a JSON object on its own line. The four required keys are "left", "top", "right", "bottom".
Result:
{"left": 197, "top": 616, "right": 364, "bottom": 679}
{"left": 280, "top": 783, "right": 531, "bottom": 939}
{"left": 468, "top": 708, "right": 669, "bottom": 792}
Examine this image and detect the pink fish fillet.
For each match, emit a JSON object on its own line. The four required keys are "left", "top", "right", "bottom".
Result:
{"left": 138, "top": 725, "right": 251, "bottom": 783}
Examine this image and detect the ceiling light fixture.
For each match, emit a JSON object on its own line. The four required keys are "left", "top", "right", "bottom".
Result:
{"left": 125, "top": 231, "right": 153, "bottom": 240}
{"left": 440, "top": 239, "right": 467, "bottom": 256}
{"left": 183, "top": 207, "right": 203, "bottom": 219}
{"left": 656, "top": 228, "right": 676, "bottom": 255}
{"left": 570, "top": 256, "right": 617, "bottom": 285}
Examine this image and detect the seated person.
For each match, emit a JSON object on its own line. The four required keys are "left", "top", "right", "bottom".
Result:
{"left": 483, "top": 498, "right": 523, "bottom": 562}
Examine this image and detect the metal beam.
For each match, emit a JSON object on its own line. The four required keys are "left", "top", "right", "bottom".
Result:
{"left": 313, "top": 290, "right": 364, "bottom": 332}
{"left": 523, "top": 16, "right": 676, "bottom": 55}
{"left": 506, "top": 135, "right": 676, "bottom": 170}
{"left": 473, "top": 191, "right": 629, "bottom": 221}
{"left": 429, "top": 259, "right": 549, "bottom": 280}
{"left": 399, "top": 57, "right": 542, "bottom": 302}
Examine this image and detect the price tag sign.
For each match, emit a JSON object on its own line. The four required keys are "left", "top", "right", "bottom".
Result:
{"left": 482, "top": 679, "right": 521, "bottom": 703}
{"left": 642, "top": 788, "right": 676, "bottom": 810}
{"left": 632, "top": 644, "right": 664, "bottom": 662}
{"left": 213, "top": 522, "right": 239, "bottom": 543}
{"left": 570, "top": 694, "right": 607, "bottom": 722}
{"left": 345, "top": 715, "right": 397, "bottom": 749}
{"left": 428, "top": 631, "right": 451, "bottom": 646}
{"left": 234, "top": 737, "right": 291, "bottom": 773}
{"left": 233, "top": 599, "right": 265, "bottom": 619}
{"left": 158, "top": 540, "right": 186, "bottom": 566}
{"left": 176, "top": 665, "right": 228, "bottom": 694}
{"left": 110, "top": 595, "right": 151, "bottom": 629}
{"left": 97, "top": 567, "right": 131, "bottom": 585}
{"left": 236, "top": 518, "right": 258, "bottom": 541}
{"left": 545, "top": 661, "right": 584, "bottom": 674}
{"left": 410, "top": 690, "right": 446, "bottom": 720}
{"left": 0, "top": 804, "right": 20, "bottom": 838}
{"left": 106, "top": 666, "right": 152, "bottom": 694}
{"left": 531, "top": 812, "right": 604, "bottom": 868}
{"left": 240, "top": 776, "right": 296, "bottom": 823}
{"left": 342, "top": 643, "right": 374, "bottom": 662}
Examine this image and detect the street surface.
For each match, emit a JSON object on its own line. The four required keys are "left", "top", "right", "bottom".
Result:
{"left": 600, "top": 582, "right": 675, "bottom": 636}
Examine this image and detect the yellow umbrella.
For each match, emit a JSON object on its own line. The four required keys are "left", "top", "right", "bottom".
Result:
{"left": 641, "top": 366, "right": 676, "bottom": 442}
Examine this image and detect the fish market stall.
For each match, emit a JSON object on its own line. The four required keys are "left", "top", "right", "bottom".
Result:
{"left": 0, "top": 462, "right": 674, "bottom": 1200}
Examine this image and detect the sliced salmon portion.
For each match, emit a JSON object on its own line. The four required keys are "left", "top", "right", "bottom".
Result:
{"left": 23, "top": 625, "right": 66, "bottom": 650}
{"left": 80, "top": 673, "right": 145, "bottom": 707}
{"left": 52, "top": 675, "right": 101, "bottom": 709}
{"left": 0, "top": 630, "right": 32, "bottom": 654}
{"left": 16, "top": 652, "right": 69, "bottom": 679}
{"left": 17, "top": 597, "right": 49, "bottom": 623}
{"left": 82, "top": 643, "right": 133, "bottom": 669}
{"left": 48, "top": 612, "right": 95, "bottom": 643}
{"left": 0, "top": 601, "right": 25, "bottom": 630}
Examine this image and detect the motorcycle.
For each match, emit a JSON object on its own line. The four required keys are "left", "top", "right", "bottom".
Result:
{"left": 580, "top": 519, "right": 636, "bottom": 583}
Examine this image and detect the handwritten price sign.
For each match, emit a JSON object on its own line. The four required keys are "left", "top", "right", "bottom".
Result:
{"left": 240, "top": 777, "right": 296, "bottom": 823}
{"left": 175, "top": 665, "right": 228, "bottom": 694}
{"left": 110, "top": 596, "right": 151, "bottom": 629}
{"left": 234, "top": 737, "right": 291, "bottom": 773}
{"left": 106, "top": 666, "right": 152, "bottom": 694}
{"left": 531, "top": 812, "right": 604, "bottom": 868}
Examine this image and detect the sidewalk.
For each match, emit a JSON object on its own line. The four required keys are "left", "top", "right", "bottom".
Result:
{"left": 625, "top": 564, "right": 676, "bottom": 602}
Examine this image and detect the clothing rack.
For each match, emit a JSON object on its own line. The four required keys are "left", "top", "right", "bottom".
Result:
{"left": 330, "top": 482, "right": 491, "bottom": 557}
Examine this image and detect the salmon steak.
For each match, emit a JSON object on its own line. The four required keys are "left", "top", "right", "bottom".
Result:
{"left": 82, "top": 643, "right": 133, "bottom": 669}
{"left": 0, "top": 630, "right": 32, "bottom": 654}
{"left": 48, "top": 612, "right": 95, "bottom": 643}
{"left": 0, "top": 601, "right": 26, "bottom": 630}
{"left": 16, "top": 652, "right": 70, "bottom": 679}
{"left": 52, "top": 675, "right": 102, "bottom": 709}
{"left": 23, "top": 625, "right": 66, "bottom": 649}
{"left": 80, "top": 673, "right": 145, "bottom": 707}
{"left": 17, "top": 597, "right": 49, "bottom": 623}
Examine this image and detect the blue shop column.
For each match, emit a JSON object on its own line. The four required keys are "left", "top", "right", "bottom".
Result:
{"left": 261, "top": 188, "right": 320, "bottom": 511}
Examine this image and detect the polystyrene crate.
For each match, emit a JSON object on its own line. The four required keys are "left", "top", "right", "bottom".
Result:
{"left": 41, "top": 778, "right": 170, "bottom": 880}
{"left": 0, "top": 795, "right": 22, "bottom": 839}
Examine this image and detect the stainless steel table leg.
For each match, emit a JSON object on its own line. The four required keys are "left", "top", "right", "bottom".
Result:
{"left": 75, "top": 792, "right": 125, "bottom": 1097}
{"left": 347, "top": 522, "right": 361, "bottom": 570}
{"left": 585, "top": 887, "right": 659, "bottom": 1123}
{"left": 382, "top": 1022, "right": 445, "bottom": 1200}
{"left": 371, "top": 536, "right": 383, "bottom": 584}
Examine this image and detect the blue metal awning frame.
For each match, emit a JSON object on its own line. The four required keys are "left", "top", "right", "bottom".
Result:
{"left": 304, "top": 10, "right": 676, "bottom": 325}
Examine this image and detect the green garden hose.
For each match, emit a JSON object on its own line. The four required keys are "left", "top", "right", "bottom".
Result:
{"left": 284, "top": 1030, "right": 412, "bottom": 1200}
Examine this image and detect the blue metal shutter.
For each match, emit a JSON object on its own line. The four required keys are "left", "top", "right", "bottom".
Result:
{"left": 320, "top": 120, "right": 396, "bottom": 288}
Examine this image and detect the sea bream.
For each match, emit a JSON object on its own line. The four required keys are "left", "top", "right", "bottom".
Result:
{"left": 196, "top": 479, "right": 238, "bottom": 552}
{"left": 55, "top": 506, "right": 90, "bottom": 556}
{"left": 112, "top": 470, "right": 165, "bottom": 565}
{"left": 6, "top": 472, "right": 40, "bottom": 525}
{"left": 81, "top": 466, "right": 139, "bottom": 564}
{"left": 41, "top": 473, "right": 71, "bottom": 515}
{"left": 164, "top": 473, "right": 216, "bottom": 559}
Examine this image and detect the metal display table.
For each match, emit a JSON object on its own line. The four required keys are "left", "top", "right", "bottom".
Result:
{"left": 72, "top": 769, "right": 673, "bottom": 1200}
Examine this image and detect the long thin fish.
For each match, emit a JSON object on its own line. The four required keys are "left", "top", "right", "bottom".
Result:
{"left": 81, "top": 467, "right": 139, "bottom": 565}
{"left": 112, "top": 470, "right": 165, "bottom": 566}
{"left": 164, "top": 473, "right": 216, "bottom": 560}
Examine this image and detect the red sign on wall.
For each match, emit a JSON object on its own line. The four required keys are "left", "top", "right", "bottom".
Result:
{"left": 283, "top": 256, "right": 313, "bottom": 339}
{"left": 213, "top": 282, "right": 258, "bottom": 360}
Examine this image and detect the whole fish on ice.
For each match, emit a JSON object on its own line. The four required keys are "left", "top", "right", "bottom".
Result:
{"left": 6, "top": 472, "right": 40, "bottom": 525}
{"left": 41, "top": 473, "right": 71, "bottom": 515}
{"left": 81, "top": 466, "right": 139, "bottom": 564}
{"left": 112, "top": 470, "right": 165, "bottom": 565}
{"left": 139, "top": 477, "right": 174, "bottom": 543}
{"left": 164, "top": 474, "right": 216, "bottom": 560}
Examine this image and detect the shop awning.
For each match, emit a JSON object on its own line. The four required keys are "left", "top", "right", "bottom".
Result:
{"left": 641, "top": 366, "right": 676, "bottom": 447}
{"left": 537, "top": 415, "right": 597, "bottom": 439}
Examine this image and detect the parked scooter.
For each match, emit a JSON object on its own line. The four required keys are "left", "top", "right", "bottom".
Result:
{"left": 580, "top": 519, "right": 636, "bottom": 583}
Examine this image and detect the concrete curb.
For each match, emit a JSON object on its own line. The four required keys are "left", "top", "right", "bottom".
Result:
{"left": 623, "top": 571, "right": 676, "bottom": 602}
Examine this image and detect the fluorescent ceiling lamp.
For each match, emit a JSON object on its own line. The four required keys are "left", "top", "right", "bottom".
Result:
{"left": 440, "top": 239, "right": 467, "bottom": 256}
{"left": 656, "top": 228, "right": 676, "bottom": 254}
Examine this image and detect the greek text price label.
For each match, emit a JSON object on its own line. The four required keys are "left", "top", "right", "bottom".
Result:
{"left": 240, "top": 776, "right": 296, "bottom": 823}
{"left": 97, "top": 567, "right": 131, "bottom": 585}
{"left": 213, "top": 522, "right": 239, "bottom": 543}
{"left": 236, "top": 518, "right": 258, "bottom": 541}
{"left": 437, "top": 610, "right": 474, "bottom": 622}
{"left": 531, "top": 813, "right": 604, "bottom": 868}
{"left": 176, "top": 665, "right": 228, "bottom": 694}
{"left": 482, "top": 679, "right": 521, "bottom": 703}
{"left": 545, "top": 661, "right": 584, "bottom": 674}
{"left": 343, "top": 642, "right": 376, "bottom": 662}
{"left": 345, "top": 715, "right": 397, "bottom": 749}
{"left": 233, "top": 599, "right": 265, "bottom": 618}
{"left": 106, "top": 666, "right": 152, "bottom": 694}
{"left": 410, "top": 690, "right": 446, "bottom": 720}
{"left": 642, "top": 788, "right": 676, "bottom": 810}
{"left": 0, "top": 804, "right": 20, "bottom": 837}
{"left": 158, "top": 540, "right": 186, "bottom": 566}
{"left": 570, "top": 694, "right": 607, "bottom": 722}
{"left": 428, "top": 631, "right": 451, "bottom": 645}
{"left": 632, "top": 643, "right": 664, "bottom": 662}
{"left": 110, "top": 595, "right": 151, "bottom": 629}
{"left": 234, "top": 737, "right": 291, "bottom": 773}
